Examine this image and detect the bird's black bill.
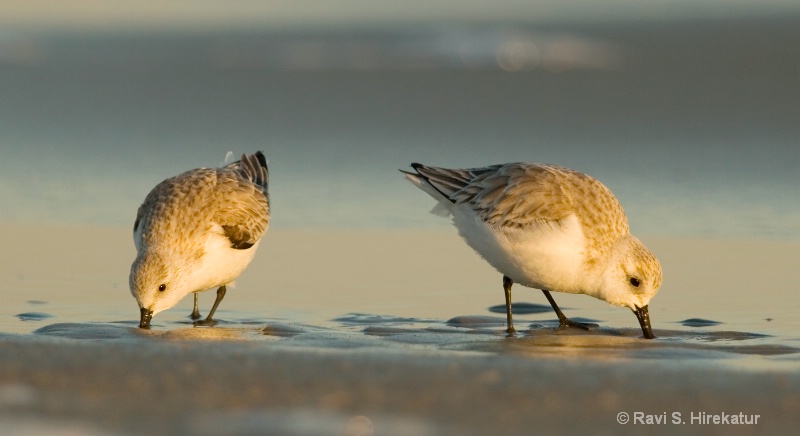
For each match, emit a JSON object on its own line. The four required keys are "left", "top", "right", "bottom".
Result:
{"left": 139, "top": 307, "right": 153, "bottom": 329}
{"left": 632, "top": 305, "right": 655, "bottom": 339}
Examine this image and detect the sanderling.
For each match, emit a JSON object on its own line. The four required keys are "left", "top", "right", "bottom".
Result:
{"left": 402, "top": 162, "right": 662, "bottom": 339}
{"left": 130, "top": 151, "right": 270, "bottom": 328}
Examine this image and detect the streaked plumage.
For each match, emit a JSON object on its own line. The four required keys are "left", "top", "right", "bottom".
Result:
{"left": 130, "top": 151, "right": 270, "bottom": 328}
{"left": 403, "top": 162, "right": 662, "bottom": 338}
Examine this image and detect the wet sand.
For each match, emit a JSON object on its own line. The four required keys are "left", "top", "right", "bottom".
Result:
{"left": 1, "top": 225, "right": 799, "bottom": 434}
{"left": 1, "top": 331, "right": 799, "bottom": 435}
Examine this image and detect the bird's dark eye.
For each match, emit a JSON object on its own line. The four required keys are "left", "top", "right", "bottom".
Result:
{"left": 158, "top": 284, "right": 166, "bottom": 292}
{"left": 629, "top": 277, "right": 641, "bottom": 288}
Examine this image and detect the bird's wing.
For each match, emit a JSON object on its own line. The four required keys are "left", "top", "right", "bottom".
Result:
{"left": 213, "top": 152, "right": 270, "bottom": 249}
{"left": 408, "top": 162, "right": 579, "bottom": 228}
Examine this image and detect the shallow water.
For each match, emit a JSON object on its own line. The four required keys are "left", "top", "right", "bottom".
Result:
{"left": 2, "top": 226, "right": 798, "bottom": 373}
{"left": 23, "top": 315, "right": 800, "bottom": 371}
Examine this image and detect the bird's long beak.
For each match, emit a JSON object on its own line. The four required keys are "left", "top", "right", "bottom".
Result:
{"left": 632, "top": 305, "right": 655, "bottom": 339}
{"left": 139, "top": 307, "right": 153, "bottom": 329}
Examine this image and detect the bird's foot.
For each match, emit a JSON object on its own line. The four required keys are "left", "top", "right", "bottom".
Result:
{"left": 193, "top": 318, "right": 217, "bottom": 327}
{"left": 557, "top": 318, "right": 598, "bottom": 331}
{"left": 505, "top": 326, "right": 518, "bottom": 337}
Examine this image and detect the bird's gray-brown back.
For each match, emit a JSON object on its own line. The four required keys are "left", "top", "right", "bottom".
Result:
{"left": 133, "top": 152, "right": 270, "bottom": 253}
{"left": 409, "top": 162, "right": 630, "bottom": 262}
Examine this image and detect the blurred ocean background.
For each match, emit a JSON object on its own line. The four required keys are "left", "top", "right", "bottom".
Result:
{"left": 1, "top": 1, "right": 799, "bottom": 238}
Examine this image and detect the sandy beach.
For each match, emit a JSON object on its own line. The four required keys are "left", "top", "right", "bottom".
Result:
{"left": 1, "top": 332, "right": 798, "bottom": 436}
{"left": 1, "top": 225, "right": 799, "bottom": 435}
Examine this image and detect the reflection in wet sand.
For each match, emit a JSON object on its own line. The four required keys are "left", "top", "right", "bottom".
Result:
{"left": 31, "top": 315, "right": 800, "bottom": 362}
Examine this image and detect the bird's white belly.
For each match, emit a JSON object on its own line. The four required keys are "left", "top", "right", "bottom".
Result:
{"left": 189, "top": 230, "right": 260, "bottom": 293}
{"left": 452, "top": 209, "right": 588, "bottom": 293}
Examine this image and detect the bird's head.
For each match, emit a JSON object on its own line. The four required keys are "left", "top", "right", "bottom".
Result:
{"left": 129, "top": 249, "right": 193, "bottom": 328}
{"left": 599, "top": 235, "right": 663, "bottom": 339}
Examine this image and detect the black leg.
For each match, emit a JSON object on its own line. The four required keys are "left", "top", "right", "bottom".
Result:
{"left": 189, "top": 293, "right": 201, "bottom": 320}
{"left": 503, "top": 276, "right": 517, "bottom": 335}
{"left": 194, "top": 285, "right": 226, "bottom": 326}
{"left": 541, "top": 290, "right": 597, "bottom": 331}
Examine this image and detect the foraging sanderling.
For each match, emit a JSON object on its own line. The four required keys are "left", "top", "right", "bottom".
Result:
{"left": 402, "top": 162, "right": 662, "bottom": 338}
{"left": 130, "top": 151, "right": 270, "bottom": 328}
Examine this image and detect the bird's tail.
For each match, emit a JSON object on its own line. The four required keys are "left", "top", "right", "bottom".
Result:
{"left": 400, "top": 164, "right": 457, "bottom": 217}
{"left": 229, "top": 151, "right": 269, "bottom": 193}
